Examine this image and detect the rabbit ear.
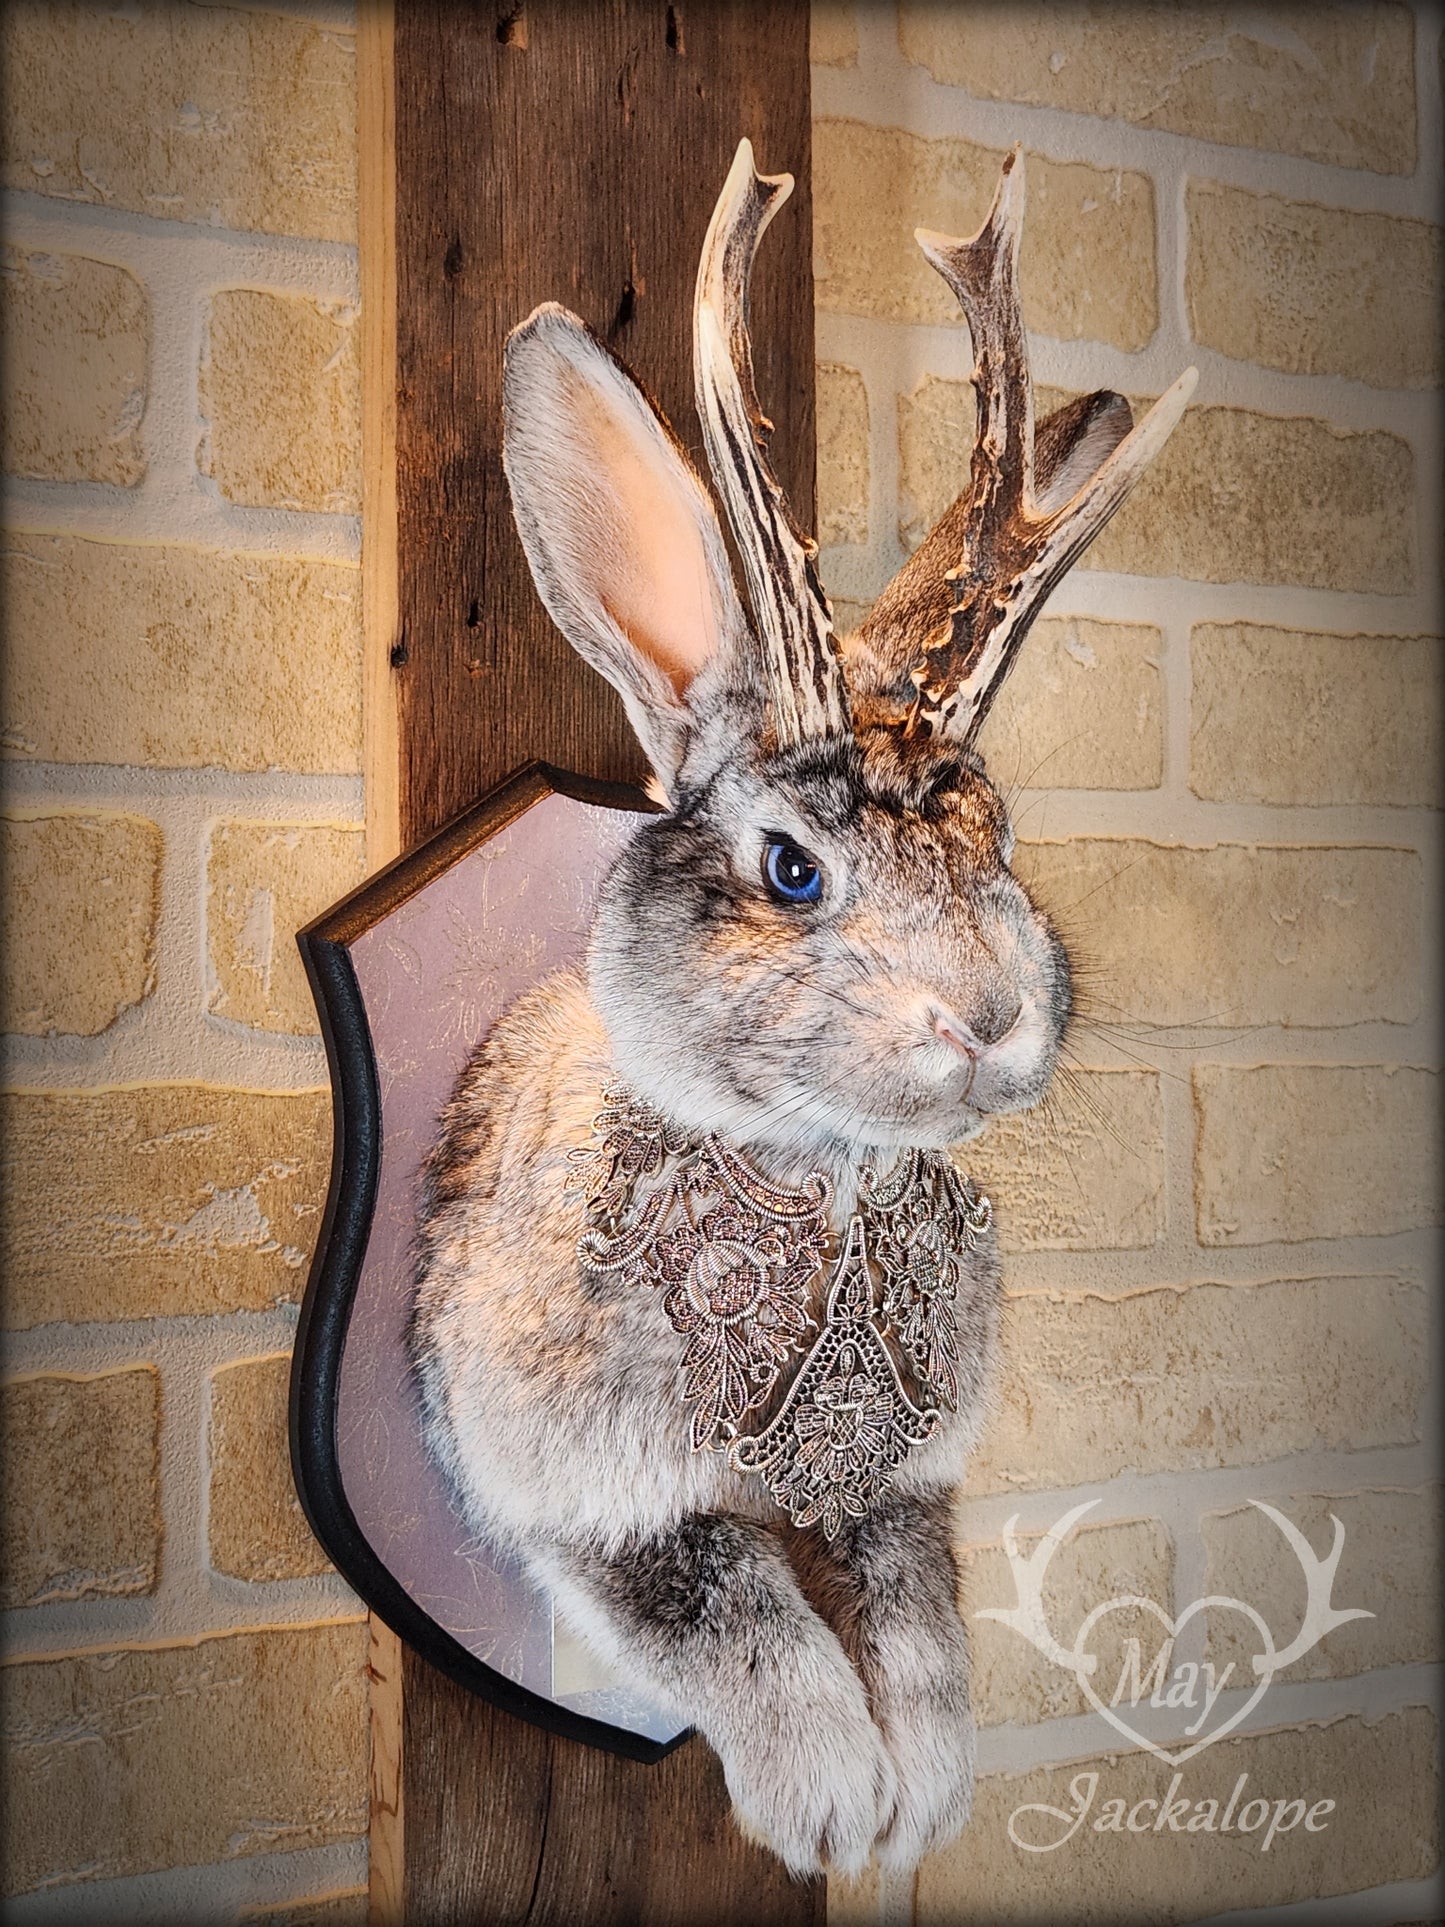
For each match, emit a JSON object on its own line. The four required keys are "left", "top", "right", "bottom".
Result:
{"left": 503, "top": 303, "right": 750, "bottom": 787}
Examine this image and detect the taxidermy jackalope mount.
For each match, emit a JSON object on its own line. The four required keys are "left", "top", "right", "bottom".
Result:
{"left": 410, "top": 140, "right": 1195, "bottom": 1877}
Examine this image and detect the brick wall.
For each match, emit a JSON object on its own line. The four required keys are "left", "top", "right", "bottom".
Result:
{"left": 2, "top": 2, "right": 369, "bottom": 1921}
{"left": 2, "top": 4, "right": 1440, "bottom": 1923}
{"left": 811, "top": 5, "right": 1442, "bottom": 1922}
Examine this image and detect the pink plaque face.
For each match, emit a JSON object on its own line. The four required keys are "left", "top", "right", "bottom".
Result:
{"left": 293, "top": 766, "right": 687, "bottom": 1757}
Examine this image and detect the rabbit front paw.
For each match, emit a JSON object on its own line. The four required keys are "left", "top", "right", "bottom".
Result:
{"left": 719, "top": 1672, "right": 897, "bottom": 1880}
{"left": 873, "top": 1681, "right": 975, "bottom": 1872}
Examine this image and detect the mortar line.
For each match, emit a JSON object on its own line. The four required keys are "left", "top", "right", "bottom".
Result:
{"left": 812, "top": 55, "right": 1443, "bottom": 221}
{"left": 0, "top": 1834, "right": 368, "bottom": 1926}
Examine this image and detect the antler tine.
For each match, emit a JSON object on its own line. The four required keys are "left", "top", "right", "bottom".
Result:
{"left": 916, "top": 145, "right": 1035, "bottom": 558}
{"left": 694, "top": 139, "right": 850, "bottom": 747}
{"left": 907, "top": 147, "right": 1197, "bottom": 744}
{"left": 944, "top": 364, "right": 1198, "bottom": 739}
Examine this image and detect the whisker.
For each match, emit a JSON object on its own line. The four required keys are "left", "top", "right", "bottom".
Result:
{"left": 1051, "top": 1058, "right": 1153, "bottom": 1165}
{"left": 1048, "top": 851, "right": 1151, "bottom": 917}
{"left": 1060, "top": 1028, "right": 1193, "bottom": 1092}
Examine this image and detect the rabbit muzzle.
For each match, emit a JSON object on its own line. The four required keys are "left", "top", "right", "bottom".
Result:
{"left": 927, "top": 980, "right": 1062, "bottom": 1126}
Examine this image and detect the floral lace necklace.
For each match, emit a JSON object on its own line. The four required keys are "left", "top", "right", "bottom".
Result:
{"left": 569, "top": 1083, "right": 991, "bottom": 1539}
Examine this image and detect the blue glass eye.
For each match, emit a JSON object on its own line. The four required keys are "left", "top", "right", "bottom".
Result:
{"left": 762, "top": 837, "right": 824, "bottom": 906}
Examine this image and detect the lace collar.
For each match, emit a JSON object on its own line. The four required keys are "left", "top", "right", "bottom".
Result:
{"left": 569, "top": 1084, "right": 991, "bottom": 1538}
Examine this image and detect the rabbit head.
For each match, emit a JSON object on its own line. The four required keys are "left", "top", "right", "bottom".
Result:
{"left": 502, "top": 142, "right": 1195, "bottom": 1161}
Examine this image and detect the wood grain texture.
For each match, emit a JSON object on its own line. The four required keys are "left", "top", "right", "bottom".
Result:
{"left": 392, "top": 0, "right": 817, "bottom": 844}
{"left": 358, "top": 11, "right": 405, "bottom": 1920}
{"left": 367, "top": 1617, "right": 405, "bottom": 1927}
{"left": 402, "top": 1660, "right": 823, "bottom": 1925}
{"left": 360, "top": 0, "right": 402, "bottom": 876}
{"left": 389, "top": 2, "right": 824, "bottom": 1920}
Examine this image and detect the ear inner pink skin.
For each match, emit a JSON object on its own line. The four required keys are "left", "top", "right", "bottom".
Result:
{"left": 500, "top": 301, "right": 752, "bottom": 789}
{"left": 560, "top": 367, "right": 722, "bottom": 694}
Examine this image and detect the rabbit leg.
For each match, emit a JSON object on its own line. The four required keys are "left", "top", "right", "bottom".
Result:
{"left": 792, "top": 1489, "right": 975, "bottom": 1872}
{"left": 533, "top": 1514, "right": 898, "bottom": 1879}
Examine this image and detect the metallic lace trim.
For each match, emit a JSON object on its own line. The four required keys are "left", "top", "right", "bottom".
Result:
{"left": 570, "top": 1083, "right": 991, "bottom": 1535}
{"left": 865, "top": 1147, "right": 992, "bottom": 1411}
{"left": 731, "top": 1220, "right": 937, "bottom": 1538}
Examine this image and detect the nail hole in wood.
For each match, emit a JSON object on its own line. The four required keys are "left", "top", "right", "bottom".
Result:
{"left": 496, "top": 5, "right": 527, "bottom": 48}
{"left": 611, "top": 282, "right": 637, "bottom": 335}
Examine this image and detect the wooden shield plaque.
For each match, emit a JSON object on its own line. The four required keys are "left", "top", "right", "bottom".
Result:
{"left": 290, "top": 763, "right": 687, "bottom": 1760}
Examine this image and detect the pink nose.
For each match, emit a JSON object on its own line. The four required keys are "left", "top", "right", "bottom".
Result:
{"left": 935, "top": 1014, "right": 981, "bottom": 1061}
{"left": 935, "top": 997, "right": 1021, "bottom": 1059}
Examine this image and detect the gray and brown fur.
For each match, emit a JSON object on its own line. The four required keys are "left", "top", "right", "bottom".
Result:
{"left": 409, "top": 139, "right": 1194, "bottom": 1879}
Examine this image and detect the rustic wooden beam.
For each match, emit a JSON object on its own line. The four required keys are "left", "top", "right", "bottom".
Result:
{"left": 362, "top": 1, "right": 825, "bottom": 1918}
{"left": 390, "top": 0, "right": 817, "bottom": 846}
{"left": 357, "top": 7, "right": 405, "bottom": 1917}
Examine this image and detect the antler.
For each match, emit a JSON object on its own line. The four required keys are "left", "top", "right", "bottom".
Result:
{"left": 907, "top": 148, "right": 1197, "bottom": 744}
{"left": 973, "top": 1500, "right": 1100, "bottom": 1674}
{"left": 694, "top": 139, "right": 850, "bottom": 747}
{"left": 1248, "top": 1502, "right": 1373, "bottom": 1675}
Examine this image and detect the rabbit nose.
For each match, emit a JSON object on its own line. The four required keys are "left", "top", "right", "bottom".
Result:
{"left": 935, "top": 993, "right": 1022, "bottom": 1057}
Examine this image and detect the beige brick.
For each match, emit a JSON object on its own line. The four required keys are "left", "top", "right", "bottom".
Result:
{"left": 965, "top": 1275, "right": 1424, "bottom": 1495}
{"left": 816, "top": 361, "right": 869, "bottom": 546}
{"left": 968, "top": 1069, "right": 1163, "bottom": 1252}
{"left": 1, "top": 534, "right": 362, "bottom": 774}
{"left": 814, "top": 120, "right": 1156, "bottom": 351}
{"left": 1187, "top": 182, "right": 1443, "bottom": 388}
{"left": 1204, "top": 1488, "right": 1441, "bottom": 1683}
{"left": 0, "top": 1369, "right": 161, "bottom": 1608}
{"left": 1, "top": 812, "right": 160, "bottom": 1037}
{"left": 1, "top": 1620, "right": 367, "bottom": 1895}
{"left": 810, "top": 1, "right": 858, "bottom": 67}
{"left": 0, "top": 1, "right": 357, "bottom": 242}
{"left": 1194, "top": 1064, "right": 1442, "bottom": 1245}
{"left": 1190, "top": 623, "right": 1443, "bottom": 810}
{"left": 1, "top": 247, "right": 146, "bottom": 485}
{"left": 899, "top": 3, "right": 1417, "bottom": 176}
{"left": 1074, "top": 398, "right": 1414, "bottom": 594}
{"left": 918, "top": 1709, "right": 1439, "bottom": 1922}
{"left": 1017, "top": 839, "right": 1421, "bottom": 1030}
{"left": 0, "top": 1086, "right": 330, "bottom": 1328}
{"left": 210, "top": 1354, "right": 327, "bottom": 1582}
{"left": 962, "top": 1519, "right": 1173, "bottom": 1727}
{"left": 900, "top": 378, "right": 1416, "bottom": 593}
{"left": 975, "top": 618, "right": 1163, "bottom": 792}
{"left": 207, "top": 822, "right": 364, "bottom": 1035}
{"left": 239, "top": 1893, "right": 369, "bottom": 1927}
{"left": 202, "top": 291, "right": 361, "bottom": 513}
{"left": 897, "top": 376, "right": 975, "bottom": 555}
